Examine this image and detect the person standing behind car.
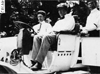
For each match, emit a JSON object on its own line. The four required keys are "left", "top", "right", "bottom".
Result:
{"left": 81, "top": 0, "right": 100, "bottom": 36}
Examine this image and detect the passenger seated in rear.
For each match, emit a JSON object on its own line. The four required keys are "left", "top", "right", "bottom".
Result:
{"left": 31, "top": 3, "right": 75, "bottom": 71}
{"left": 81, "top": 0, "right": 100, "bottom": 36}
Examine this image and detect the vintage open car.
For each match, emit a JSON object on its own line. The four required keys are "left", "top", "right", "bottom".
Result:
{"left": 0, "top": 21, "right": 100, "bottom": 74}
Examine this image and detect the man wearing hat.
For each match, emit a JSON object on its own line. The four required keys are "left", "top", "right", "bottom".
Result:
{"left": 31, "top": 3, "right": 75, "bottom": 71}
{"left": 32, "top": 10, "right": 52, "bottom": 35}
{"left": 16, "top": 10, "right": 52, "bottom": 67}
{"left": 81, "top": 0, "right": 100, "bottom": 36}
{"left": 30, "top": 10, "right": 52, "bottom": 67}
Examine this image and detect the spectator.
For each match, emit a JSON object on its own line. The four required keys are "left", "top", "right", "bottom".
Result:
{"left": 81, "top": 0, "right": 100, "bottom": 35}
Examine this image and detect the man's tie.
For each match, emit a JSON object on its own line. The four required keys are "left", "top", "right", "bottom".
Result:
{"left": 37, "top": 23, "right": 42, "bottom": 33}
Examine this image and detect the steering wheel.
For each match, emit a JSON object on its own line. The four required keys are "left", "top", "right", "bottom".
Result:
{"left": 13, "top": 21, "right": 36, "bottom": 34}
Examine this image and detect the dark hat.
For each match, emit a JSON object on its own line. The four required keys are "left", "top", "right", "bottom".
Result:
{"left": 37, "top": 10, "right": 46, "bottom": 16}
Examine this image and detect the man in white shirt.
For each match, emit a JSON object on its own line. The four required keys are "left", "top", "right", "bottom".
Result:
{"left": 16, "top": 10, "right": 52, "bottom": 67}
{"left": 33, "top": 10, "right": 52, "bottom": 35}
{"left": 31, "top": 3, "right": 75, "bottom": 71}
{"left": 31, "top": 10, "right": 52, "bottom": 67}
{"left": 81, "top": 0, "right": 100, "bottom": 35}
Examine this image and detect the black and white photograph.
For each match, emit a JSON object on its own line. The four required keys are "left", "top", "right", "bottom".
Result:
{"left": 0, "top": 0, "right": 100, "bottom": 74}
